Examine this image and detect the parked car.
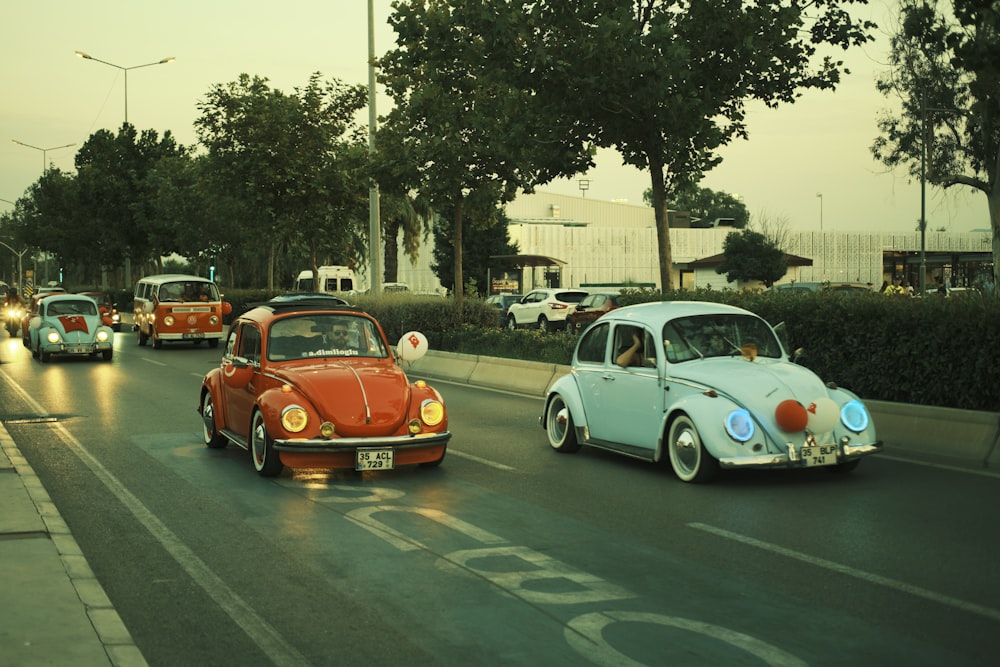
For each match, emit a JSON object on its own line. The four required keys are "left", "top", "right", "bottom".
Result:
{"left": 198, "top": 294, "right": 451, "bottom": 477}
{"left": 506, "top": 288, "right": 589, "bottom": 332}
{"left": 541, "top": 301, "right": 881, "bottom": 482}
{"left": 485, "top": 293, "right": 522, "bottom": 324}
{"left": 24, "top": 293, "right": 114, "bottom": 362}
{"left": 771, "top": 281, "right": 873, "bottom": 295}
{"left": 77, "top": 291, "right": 120, "bottom": 331}
{"left": 565, "top": 292, "right": 621, "bottom": 334}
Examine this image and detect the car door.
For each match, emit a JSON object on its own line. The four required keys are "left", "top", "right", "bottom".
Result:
{"left": 512, "top": 290, "right": 542, "bottom": 325}
{"left": 220, "top": 322, "right": 262, "bottom": 440}
{"left": 578, "top": 322, "right": 664, "bottom": 456}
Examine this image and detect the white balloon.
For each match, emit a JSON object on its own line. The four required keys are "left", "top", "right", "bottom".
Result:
{"left": 807, "top": 397, "right": 839, "bottom": 434}
{"left": 397, "top": 331, "right": 429, "bottom": 361}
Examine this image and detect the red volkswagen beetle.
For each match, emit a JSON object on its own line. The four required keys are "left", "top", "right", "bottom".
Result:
{"left": 198, "top": 295, "right": 450, "bottom": 477}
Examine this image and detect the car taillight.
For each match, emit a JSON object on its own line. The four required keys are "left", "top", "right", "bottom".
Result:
{"left": 548, "top": 303, "right": 567, "bottom": 310}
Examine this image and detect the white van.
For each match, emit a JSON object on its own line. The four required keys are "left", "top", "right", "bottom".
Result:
{"left": 294, "top": 266, "right": 357, "bottom": 294}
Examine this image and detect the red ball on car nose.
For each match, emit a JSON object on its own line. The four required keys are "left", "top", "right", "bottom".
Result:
{"left": 775, "top": 399, "right": 808, "bottom": 432}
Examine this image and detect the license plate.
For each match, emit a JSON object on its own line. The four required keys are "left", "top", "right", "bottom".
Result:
{"left": 356, "top": 448, "right": 394, "bottom": 471}
{"left": 68, "top": 346, "right": 88, "bottom": 354}
{"left": 801, "top": 444, "right": 838, "bottom": 467}
{"left": 182, "top": 332, "right": 205, "bottom": 339}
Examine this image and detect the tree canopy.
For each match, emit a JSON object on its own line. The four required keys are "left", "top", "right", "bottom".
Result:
{"left": 872, "top": 0, "right": 1000, "bottom": 291}
{"left": 650, "top": 186, "right": 751, "bottom": 228}
{"left": 715, "top": 229, "right": 788, "bottom": 287}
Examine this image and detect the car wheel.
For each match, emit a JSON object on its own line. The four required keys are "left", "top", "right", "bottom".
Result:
{"left": 30, "top": 340, "right": 38, "bottom": 358}
{"left": 250, "top": 410, "right": 283, "bottom": 477}
{"left": 201, "top": 392, "right": 228, "bottom": 449}
{"left": 208, "top": 338, "right": 219, "bottom": 349}
{"left": 537, "top": 317, "right": 549, "bottom": 333}
{"left": 545, "top": 394, "right": 581, "bottom": 453}
{"left": 667, "top": 414, "right": 718, "bottom": 483}
{"left": 101, "top": 350, "right": 113, "bottom": 361}
{"left": 506, "top": 315, "right": 517, "bottom": 331}
{"left": 39, "top": 346, "right": 50, "bottom": 363}
{"left": 137, "top": 327, "right": 148, "bottom": 346}
{"left": 565, "top": 320, "right": 575, "bottom": 334}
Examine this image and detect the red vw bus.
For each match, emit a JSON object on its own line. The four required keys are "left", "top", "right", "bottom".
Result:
{"left": 133, "top": 274, "right": 232, "bottom": 348}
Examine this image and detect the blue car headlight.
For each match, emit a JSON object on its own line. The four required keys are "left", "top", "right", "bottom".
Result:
{"left": 725, "top": 408, "right": 755, "bottom": 442}
{"left": 840, "top": 400, "right": 870, "bottom": 433}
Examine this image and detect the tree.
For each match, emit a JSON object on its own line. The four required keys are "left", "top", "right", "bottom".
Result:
{"left": 871, "top": 0, "right": 1000, "bottom": 291}
{"left": 431, "top": 205, "right": 519, "bottom": 296}
{"left": 194, "top": 73, "right": 368, "bottom": 291}
{"left": 715, "top": 229, "right": 788, "bottom": 287}
{"left": 647, "top": 186, "right": 750, "bottom": 228}
{"left": 379, "top": 1, "right": 594, "bottom": 309}
{"left": 438, "top": 0, "right": 873, "bottom": 291}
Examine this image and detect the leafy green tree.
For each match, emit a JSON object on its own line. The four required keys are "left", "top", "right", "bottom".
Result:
{"left": 73, "top": 125, "right": 188, "bottom": 281}
{"left": 871, "top": 0, "right": 1000, "bottom": 290}
{"left": 379, "top": 1, "right": 594, "bottom": 308}
{"left": 194, "top": 73, "right": 368, "bottom": 290}
{"left": 441, "top": 0, "right": 873, "bottom": 291}
{"left": 715, "top": 229, "right": 788, "bottom": 287}
{"left": 431, "top": 206, "right": 519, "bottom": 296}
{"left": 648, "top": 186, "right": 750, "bottom": 228}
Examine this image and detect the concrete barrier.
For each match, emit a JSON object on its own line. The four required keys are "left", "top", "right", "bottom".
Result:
{"left": 409, "top": 350, "right": 999, "bottom": 470}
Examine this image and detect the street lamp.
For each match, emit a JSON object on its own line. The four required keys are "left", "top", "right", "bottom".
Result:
{"left": 74, "top": 50, "right": 175, "bottom": 124}
{"left": 11, "top": 140, "right": 76, "bottom": 173}
{"left": 816, "top": 192, "right": 823, "bottom": 231}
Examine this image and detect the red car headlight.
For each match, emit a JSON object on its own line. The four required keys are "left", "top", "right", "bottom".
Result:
{"left": 281, "top": 405, "right": 308, "bottom": 433}
{"left": 420, "top": 399, "right": 444, "bottom": 427}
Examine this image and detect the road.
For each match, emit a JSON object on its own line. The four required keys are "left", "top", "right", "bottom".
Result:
{"left": 1, "top": 330, "right": 998, "bottom": 666}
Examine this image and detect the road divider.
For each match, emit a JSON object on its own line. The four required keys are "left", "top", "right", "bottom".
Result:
{"left": 406, "top": 350, "right": 1000, "bottom": 470}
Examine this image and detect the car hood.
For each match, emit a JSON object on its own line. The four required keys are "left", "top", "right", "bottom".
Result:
{"left": 271, "top": 360, "right": 412, "bottom": 435}
{"left": 671, "top": 357, "right": 830, "bottom": 411}
{"left": 44, "top": 314, "right": 104, "bottom": 340}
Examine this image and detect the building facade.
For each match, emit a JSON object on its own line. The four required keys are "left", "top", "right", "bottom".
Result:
{"left": 395, "top": 190, "right": 994, "bottom": 294}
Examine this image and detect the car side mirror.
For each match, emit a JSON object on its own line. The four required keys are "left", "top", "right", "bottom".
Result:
{"left": 222, "top": 357, "right": 254, "bottom": 388}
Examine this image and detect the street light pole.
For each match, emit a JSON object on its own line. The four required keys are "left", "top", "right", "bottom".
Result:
{"left": 75, "top": 51, "right": 175, "bottom": 125}
{"left": 816, "top": 193, "right": 823, "bottom": 231}
{"left": 11, "top": 140, "right": 76, "bottom": 173}
{"left": 367, "top": 1, "right": 382, "bottom": 295}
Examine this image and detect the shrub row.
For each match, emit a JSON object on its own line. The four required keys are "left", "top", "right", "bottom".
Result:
{"left": 117, "top": 286, "right": 998, "bottom": 412}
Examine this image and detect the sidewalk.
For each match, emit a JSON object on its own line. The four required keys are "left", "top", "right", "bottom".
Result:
{"left": 0, "top": 427, "right": 146, "bottom": 667}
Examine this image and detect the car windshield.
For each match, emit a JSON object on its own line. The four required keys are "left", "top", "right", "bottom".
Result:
{"left": 157, "top": 281, "right": 219, "bottom": 302}
{"left": 47, "top": 300, "right": 98, "bottom": 317}
{"left": 662, "top": 313, "right": 783, "bottom": 362}
{"left": 267, "top": 314, "right": 389, "bottom": 360}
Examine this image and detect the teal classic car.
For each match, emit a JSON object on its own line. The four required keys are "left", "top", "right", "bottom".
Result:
{"left": 26, "top": 293, "right": 114, "bottom": 362}
{"left": 541, "top": 301, "right": 881, "bottom": 482}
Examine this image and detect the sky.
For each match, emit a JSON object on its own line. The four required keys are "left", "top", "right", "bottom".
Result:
{"left": 0, "top": 1, "right": 987, "bottom": 235}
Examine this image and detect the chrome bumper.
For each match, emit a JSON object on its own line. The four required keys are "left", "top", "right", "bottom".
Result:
{"left": 719, "top": 439, "right": 883, "bottom": 469}
{"left": 274, "top": 431, "right": 452, "bottom": 453}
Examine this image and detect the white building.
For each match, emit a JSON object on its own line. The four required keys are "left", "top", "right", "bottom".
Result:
{"left": 395, "top": 190, "right": 994, "bottom": 294}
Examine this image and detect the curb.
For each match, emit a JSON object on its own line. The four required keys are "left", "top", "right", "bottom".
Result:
{"left": 407, "top": 350, "right": 999, "bottom": 469}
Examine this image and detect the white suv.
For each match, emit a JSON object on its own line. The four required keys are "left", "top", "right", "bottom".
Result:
{"left": 506, "top": 288, "right": 589, "bottom": 332}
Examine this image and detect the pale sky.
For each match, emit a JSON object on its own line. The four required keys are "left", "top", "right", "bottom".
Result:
{"left": 1, "top": 1, "right": 986, "bottom": 234}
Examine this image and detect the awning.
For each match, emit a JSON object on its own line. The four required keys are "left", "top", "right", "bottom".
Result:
{"left": 489, "top": 254, "right": 567, "bottom": 267}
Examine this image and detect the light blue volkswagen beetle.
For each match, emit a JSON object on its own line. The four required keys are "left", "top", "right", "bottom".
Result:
{"left": 541, "top": 301, "right": 881, "bottom": 482}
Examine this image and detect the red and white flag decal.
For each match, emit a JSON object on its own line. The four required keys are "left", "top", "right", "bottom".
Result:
{"left": 58, "top": 315, "right": 89, "bottom": 334}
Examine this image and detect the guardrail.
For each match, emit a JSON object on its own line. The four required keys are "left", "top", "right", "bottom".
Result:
{"left": 405, "top": 350, "right": 999, "bottom": 470}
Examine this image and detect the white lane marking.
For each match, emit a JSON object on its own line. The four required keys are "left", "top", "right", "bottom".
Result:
{"left": 447, "top": 448, "right": 516, "bottom": 471}
{"left": 2, "top": 373, "right": 309, "bottom": 666}
{"left": 877, "top": 454, "right": 1000, "bottom": 478}
{"left": 689, "top": 522, "right": 1000, "bottom": 623}
{"left": 142, "top": 358, "right": 169, "bottom": 367}
{"left": 566, "top": 611, "right": 807, "bottom": 667}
